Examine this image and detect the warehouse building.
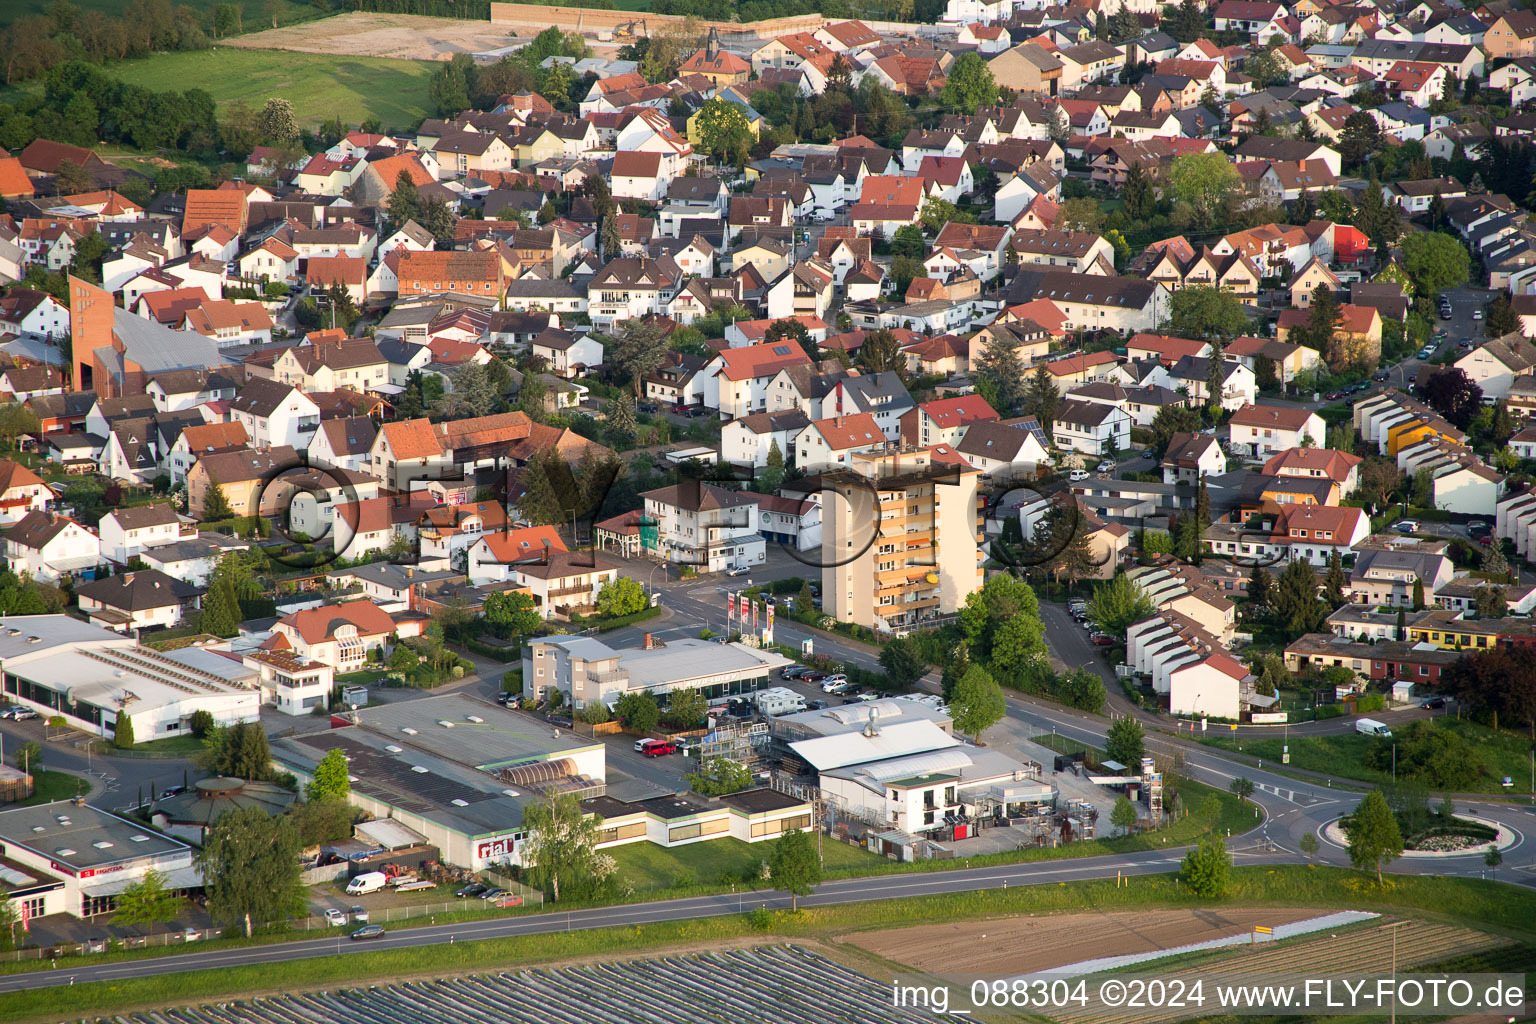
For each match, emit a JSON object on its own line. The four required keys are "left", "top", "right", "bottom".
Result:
{"left": 0, "top": 616, "right": 260, "bottom": 740}
{"left": 0, "top": 799, "right": 197, "bottom": 920}
{"left": 522, "top": 635, "right": 791, "bottom": 709}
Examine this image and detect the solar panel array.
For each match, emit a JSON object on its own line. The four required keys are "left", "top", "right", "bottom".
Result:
{"left": 101, "top": 946, "right": 968, "bottom": 1024}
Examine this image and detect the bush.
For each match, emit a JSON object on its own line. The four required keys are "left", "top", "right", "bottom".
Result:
{"left": 1355, "top": 692, "right": 1385, "bottom": 713}
{"left": 1316, "top": 704, "right": 1345, "bottom": 719}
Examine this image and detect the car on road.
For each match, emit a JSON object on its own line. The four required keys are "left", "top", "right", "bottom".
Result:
{"left": 324, "top": 908, "right": 346, "bottom": 926}
{"left": 636, "top": 738, "right": 678, "bottom": 757}
{"left": 456, "top": 883, "right": 488, "bottom": 898}
{"left": 1418, "top": 346, "right": 1435, "bottom": 359}
{"left": 1142, "top": 448, "right": 1155, "bottom": 458}
{"left": 1374, "top": 370, "right": 1389, "bottom": 381}
{"left": 1423, "top": 697, "right": 1447, "bottom": 709}
{"left": 351, "top": 906, "right": 368, "bottom": 923}
{"left": 1089, "top": 632, "right": 1115, "bottom": 646}
{"left": 1457, "top": 338, "right": 1474, "bottom": 350}
{"left": 1394, "top": 519, "right": 1420, "bottom": 533}
{"left": 1473, "top": 308, "right": 1484, "bottom": 320}
{"left": 1325, "top": 390, "right": 1343, "bottom": 400}
{"left": 724, "top": 566, "right": 750, "bottom": 577}
{"left": 350, "top": 925, "right": 385, "bottom": 941}
{"left": 1096, "top": 460, "right": 1114, "bottom": 473}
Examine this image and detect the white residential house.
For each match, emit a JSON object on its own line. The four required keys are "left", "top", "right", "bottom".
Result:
{"left": 4, "top": 510, "right": 101, "bottom": 583}
{"left": 1228, "top": 404, "right": 1326, "bottom": 457}
{"left": 97, "top": 503, "right": 189, "bottom": 565}
{"left": 1052, "top": 397, "right": 1131, "bottom": 456}
{"left": 229, "top": 377, "right": 323, "bottom": 451}
{"left": 641, "top": 481, "right": 765, "bottom": 572}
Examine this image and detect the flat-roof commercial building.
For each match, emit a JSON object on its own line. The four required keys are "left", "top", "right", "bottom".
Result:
{"left": 274, "top": 693, "right": 812, "bottom": 869}
{"left": 0, "top": 615, "right": 260, "bottom": 740}
{"left": 0, "top": 800, "right": 197, "bottom": 919}
{"left": 273, "top": 694, "right": 607, "bottom": 871}
{"left": 522, "top": 635, "right": 791, "bottom": 710}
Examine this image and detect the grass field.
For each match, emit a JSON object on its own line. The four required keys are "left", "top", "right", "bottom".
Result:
{"left": 3, "top": 0, "right": 323, "bottom": 30}
{"left": 103, "top": 47, "right": 436, "bottom": 130}
{"left": 610, "top": 836, "right": 880, "bottom": 891}
{"left": 1198, "top": 716, "right": 1536, "bottom": 795}
{"left": 2, "top": 867, "right": 1531, "bottom": 1024}
{"left": 21, "top": 769, "right": 85, "bottom": 805}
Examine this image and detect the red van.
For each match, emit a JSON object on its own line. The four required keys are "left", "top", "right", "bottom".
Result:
{"left": 635, "top": 739, "right": 678, "bottom": 757}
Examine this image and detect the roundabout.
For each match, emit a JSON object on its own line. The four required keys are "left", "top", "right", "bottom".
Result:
{"left": 1320, "top": 814, "right": 1522, "bottom": 859}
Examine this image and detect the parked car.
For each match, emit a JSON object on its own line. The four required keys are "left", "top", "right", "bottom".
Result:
{"left": 478, "top": 889, "right": 508, "bottom": 901}
{"left": 800, "top": 670, "right": 827, "bottom": 682}
{"left": 1068, "top": 469, "right": 1089, "bottom": 481}
{"left": 456, "top": 883, "right": 488, "bottom": 898}
{"left": 1142, "top": 448, "right": 1155, "bottom": 459}
{"left": 724, "top": 566, "right": 750, "bottom": 577}
{"left": 324, "top": 908, "right": 346, "bottom": 927}
{"left": 492, "top": 894, "right": 524, "bottom": 907}
{"left": 1423, "top": 697, "right": 1447, "bottom": 709}
{"left": 1419, "top": 346, "right": 1435, "bottom": 359}
{"left": 1393, "top": 520, "right": 1420, "bottom": 534}
{"left": 495, "top": 691, "right": 514, "bottom": 705}
{"left": 350, "top": 925, "right": 386, "bottom": 941}
{"left": 1096, "top": 461, "right": 1114, "bottom": 473}
{"left": 0, "top": 706, "right": 38, "bottom": 720}
{"left": 781, "top": 666, "right": 811, "bottom": 680}
{"left": 821, "top": 677, "right": 850, "bottom": 693}
{"left": 351, "top": 906, "right": 369, "bottom": 923}
{"left": 1467, "top": 520, "right": 1491, "bottom": 536}
{"left": 636, "top": 739, "right": 678, "bottom": 757}
{"left": 1439, "top": 307, "right": 1453, "bottom": 320}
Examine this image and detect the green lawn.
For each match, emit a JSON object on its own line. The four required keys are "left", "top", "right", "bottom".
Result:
{"left": 21, "top": 769, "right": 86, "bottom": 805}
{"left": 609, "top": 836, "right": 879, "bottom": 891}
{"left": 103, "top": 47, "right": 437, "bottom": 130}
{"left": 3, "top": 0, "right": 324, "bottom": 30}
{"left": 1198, "top": 717, "right": 1536, "bottom": 795}
{"left": 123, "top": 734, "right": 208, "bottom": 755}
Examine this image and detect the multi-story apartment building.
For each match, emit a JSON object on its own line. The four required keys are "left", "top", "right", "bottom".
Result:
{"left": 641, "top": 480, "right": 764, "bottom": 573}
{"left": 822, "top": 447, "right": 982, "bottom": 633}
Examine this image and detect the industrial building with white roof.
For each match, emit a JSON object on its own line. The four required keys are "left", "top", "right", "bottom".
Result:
{"left": 0, "top": 615, "right": 261, "bottom": 740}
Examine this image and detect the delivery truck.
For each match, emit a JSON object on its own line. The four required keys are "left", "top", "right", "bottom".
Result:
{"left": 345, "top": 871, "right": 388, "bottom": 895}
{"left": 1354, "top": 718, "right": 1392, "bottom": 737}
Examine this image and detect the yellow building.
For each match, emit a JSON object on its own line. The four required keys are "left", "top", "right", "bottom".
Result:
{"left": 822, "top": 446, "right": 983, "bottom": 632}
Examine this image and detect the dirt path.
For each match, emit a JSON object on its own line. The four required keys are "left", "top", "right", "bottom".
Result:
{"left": 225, "top": 12, "right": 517, "bottom": 61}
{"left": 842, "top": 908, "right": 1330, "bottom": 975}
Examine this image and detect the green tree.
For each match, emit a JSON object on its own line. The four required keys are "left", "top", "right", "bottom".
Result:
{"left": 1274, "top": 557, "right": 1324, "bottom": 635}
{"left": 1323, "top": 549, "right": 1348, "bottom": 608}
{"left": 1162, "top": 286, "right": 1251, "bottom": 342}
{"left": 521, "top": 790, "right": 607, "bottom": 902}
{"left": 1024, "top": 361, "right": 1060, "bottom": 430}
{"left": 607, "top": 317, "right": 671, "bottom": 397}
{"left": 483, "top": 589, "right": 540, "bottom": 638}
{"left": 188, "top": 709, "right": 214, "bottom": 738}
{"left": 858, "top": 328, "right": 905, "bottom": 375}
{"left": 949, "top": 664, "right": 1006, "bottom": 742}
{"left": 1254, "top": 354, "right": 1279, "bottom": 391}
{"left": 306, "top": 749, "right": 351, "bottom": 801}
{"left": 939, "top": 53, "right": 1000, "bottom": 113}
{"left": 1401, "top": 231, "right": 1471, "bottom": 296}
{"left": 1412, "top": 576, "right": 1426, "bottom": 611}
{"left": 1149, "top": 404, "right": 1202, "bottom": 456}
{"left": 386, "top": 169, "right": 419, "bottom": 228}
{"left": 1122, "top": 160, "right": 1154, "bottom": 220}
{"left": 695, "top": 98, "right": 753, "bottom": 166}
{"left": 1105, "top": 715, "right": 1146, "bottom": 767}
{"left": 1086, "top": 572, "right": 1155, "bottom": 639}
{"left": 879, "top": 635, "right": 926, "bottom": 690}
{"left": 769, "top": 828, "right": 823, "bottom": 910}
{"left": 428, "top": 54, "right": 471, "bottom": 116}
{"left": 1338, "top": 110, "right": 1383, "bottom": 169}
{"left": 976, "top": 332, "right": 1030, "bottom": 415}
{"left": 389, "top": 643, "right": 419, "bottom": 673}
{"left": 1229, "top": 776, "right": 1256, "bottom": 803}
{"left": 200, "top": 574, "right": 241, "bottom": 638}
{"left": 1340, "top": 789, "right": 1403, "bottom": 884}
{"left": 112, "top": 867, "right": 182, "bottom": 938}
{"left": 1299, "top": 831, "right": 1320, "bottom": 864}
{"left": 688, "top": 757, "right": 752, "bottom": 796}
{"left": 1166, "top": 153, "right": 1243, "bottom": 227}
{"left": 201, "top": 472, "right": 233, "bottom": 521}
{"left": 1110, "top": 796, "right": 1138, "bottom": 836}
{"left": 13, "top": 740, "right": 41, "bottom": 772}
{"left": 199, "top": 805, "right": 306, "bottom": 936}
{"left": 1485, "top": 846, "right": 1502, "bottom": 878}
{"left": 419, "top": 197, "right": 455, "bottom": 244}
{"left": 664, "top": 686, "right": 708, "bottom": 728}
{"left": 891, "top": 224, "right": 925, "bottom": 260}
{"left": 199, "top": 721, "right": 273, "bottom": 780}
{"left": 1485, "top": 293, "right": 1520, "bottom": 337}
{"left": 613, "top": 690, "right": 661, "bottom": 733}
{"left": 1180, "top": 835, "right": 1231, "bottom": 896}
{"left": 113, "top": 713, "right": 135, "bottom": 750}
{"left": 597, "top": 576, "right": 649, "bottom": 617}
{"left": 257, "top": 97, "right": 299, "bottom": 146}
{"left": 919, "top": 196, "right": 975, "bottom": 233}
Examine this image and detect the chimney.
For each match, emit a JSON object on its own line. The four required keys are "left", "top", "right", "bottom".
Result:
{"left": 406, "top": 567, "right": 414, "bottom": 578}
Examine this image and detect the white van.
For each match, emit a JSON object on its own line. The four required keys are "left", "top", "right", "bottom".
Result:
{"left": 345, "top": 871, "right": 388, "bottom": 895}
{"left": 1354, "top": 718, "right": 1392, "bottom": 738}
